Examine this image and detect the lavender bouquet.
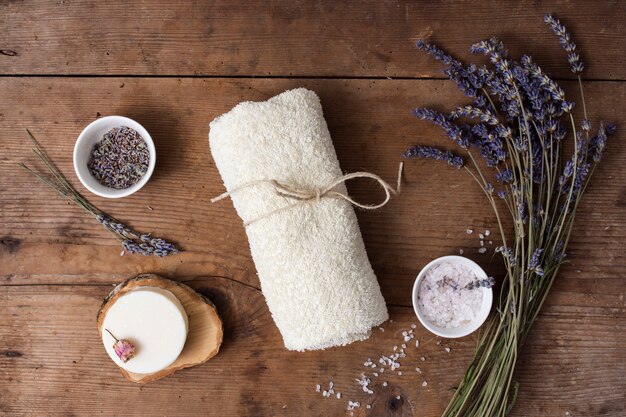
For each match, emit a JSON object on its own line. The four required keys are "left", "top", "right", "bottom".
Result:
{"left": 405, "top": 15, "right": 616, "bottom": 416}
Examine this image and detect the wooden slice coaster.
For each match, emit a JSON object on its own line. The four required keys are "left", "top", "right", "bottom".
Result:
{"left": 97, "top": 273, "right": 223, "bottom": 383}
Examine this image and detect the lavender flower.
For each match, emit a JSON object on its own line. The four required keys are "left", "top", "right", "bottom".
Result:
{"left": 100, "top": 215, "right": 179, "bottom": 257}
{"left": 581, "top": 118, "right": 591, "bottom": 132}
{"left": 529, "top": 248, "right": 545, "bottom": 276}
{"left": 411, "top": 108, "right": 469, "bottom": 148}
{"left": 416, "top": 39, "right": 459, "bottom": 66}
{"left": 496, "top": 246, "right": 516, "bottom": 266}
{"left": 417, "top": 39, "right": 492, "bottom": 99}
{"left": 479, "top": 137, "right": 507, "bottom": 166}
{"left": 496, "top": 169, "right": 514, "bottom": 184}
{"left": 544, "top": 14, "right": 584, "bottom": 74}
{"left": 588, "top": 122, "right": 616, "bottom": 162}
{"left": 450, "top": 106, "right": 499, "bottom": 126}
{"left": 465, "top": 276, "right": 496, "bottom": 290}
{"left": 97, "top": 214, "right": 138, "bottom": 239}
{"left": 404, "top": 145, "right": 463, "bottom": 169}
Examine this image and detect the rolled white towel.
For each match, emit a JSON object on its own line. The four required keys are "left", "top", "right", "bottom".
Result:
{"left": 209, "top": 88, "right": 388, "bottom": 351}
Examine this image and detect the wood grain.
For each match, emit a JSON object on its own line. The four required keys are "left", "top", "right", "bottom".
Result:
{"left": 0, "top": 76, "right": 624, "bottom": 416}
{"left": 1, "top": 78, "right": 624, "bottom": 306}
{"left": 0, "top": 0, "right": 624, "bottom": 80}
{"left": 96, "top": 274, "right": 223, "bottom": 384}
{"left": 1, "top": 279, "right": 624, "bottom": 417}
{"left": 1, "top": 3, "right": 626, "bottom": 411}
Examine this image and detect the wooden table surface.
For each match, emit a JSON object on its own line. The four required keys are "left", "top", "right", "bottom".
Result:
{"left": 1, "top": 1, "right": 624, "bottom": 416}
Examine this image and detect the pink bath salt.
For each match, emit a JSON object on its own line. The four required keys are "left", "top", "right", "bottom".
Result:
{"left": 417, "top": 261, "right": 483, "bottom": 328}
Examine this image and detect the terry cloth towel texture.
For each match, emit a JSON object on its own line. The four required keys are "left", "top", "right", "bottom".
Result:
{"left": 209, "top": 88, "right": 389, "bottom": 351}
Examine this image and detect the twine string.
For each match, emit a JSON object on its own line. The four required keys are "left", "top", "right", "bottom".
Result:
{"left": 212, "top": 162, "right": 403, "bottom": 226}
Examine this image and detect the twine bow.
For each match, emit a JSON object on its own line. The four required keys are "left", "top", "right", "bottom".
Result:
{"left": 211, "top": 162, "right": 403, "bottom": 226}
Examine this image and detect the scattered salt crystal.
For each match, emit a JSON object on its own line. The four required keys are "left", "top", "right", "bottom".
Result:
{"left": 411, "top": 324, "right": 417, "bottom": 329}
{"left": 336, "top": 393, "right": 341, "bottom": 399}
{"left": 316, "top": 384, "right": 321, "bottom": 392}
{"left": 466, "top": 229, "right": 473, "bottom": 234}
{"left": 485, "top": 230, "right": 491, "bottom": 236}
{"left": 401, "top": 343, "right": 407, "bottom": 349}
{"left": 415, "top": 340, "right": 420, "bottom": 348}
{"left": 444, "top": 347, "right": 451, "bottom": 353}
{"left": 479, "top": 233, "right": 485, "bottom": 239}
{"left": 436, "top": 340, "right": 441, "bottom": 345}
{"left": 347, "top": 401, "right": 360, "bottom": 411}
{"left": 478, "top": 247, "right": 487, "bottom": 254}
{"left": 356, "top": 373, "right": 373, "bottom": 395}
{"left": 422, "top": 381, "right": 428, "bottom": 387}
{"left": 565, "top": 412, "right": 571, "bottom": 416}
{"left": 459, "top": 249, "right": 464, "bottom": 255}
{"left": 323, "top": 390, "right": 328, "bottom": 397}
{"left": 420, "top": 357, "right": 426, "bottom": 361}
{"left": 383, "top": 381, "right": 388, "bottom": 387}
{"left": 373, "top": 372, "right": 378, "bottom": 377}
{"left": 489, "top": 241, "right": 493, "bottom": 245}
{"left": 396, "top": 396, "right": 401, "bottom": 400}
{"left": 416, "top": 261, "right": 483, "bottom": 328}
{"left": 366, "top": 404, "right": 372, "bottom": 409}
{"left": 393, "top": 346, "right": 398, "bottom": 351}
{"left": 379, "top": 327, "right": 384, "bottom": 332}
{"left": 389, "top": 319, "right": 394, "bottom": 323}
{"left": 397, "top": 371, "right": 402, "bottom": 376}
{"left": 380, "top": 368, "right": 384, "bottom": 373}
{"left": 415, "top": 367, "right": 422, "bottom": 373}
{"left": 480, "top": 240, "right": 484, "bottom": 247}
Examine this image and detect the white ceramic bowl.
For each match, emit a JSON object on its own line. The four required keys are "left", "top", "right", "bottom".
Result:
{"left": 73, "top": 115, "right": 156, "bottom": 198}
{"left": 412, "top": 255, "right": 493, "bottom": 338}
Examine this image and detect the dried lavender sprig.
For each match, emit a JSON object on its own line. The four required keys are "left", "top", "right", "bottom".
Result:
{"left": 19, "top": 130, "right": 180, "bottom": 257}
{"left": 450, "top": 105, "right": 500, "bottom": 126}
{"left": 411, "top": 108, "right": 470, "bottom": 148}
{"left": 544, "top": 14, "right": 584, "bottom": 74}
{"left": 465, "top": 276, "right": 496, "bottom": 290}
{"left": 403, "top": 145, "right": 463, "bottom": 169}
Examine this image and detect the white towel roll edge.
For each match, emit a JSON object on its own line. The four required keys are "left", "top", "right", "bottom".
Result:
{"left": 209, "top": 88, "right": 388, "bottom": 351}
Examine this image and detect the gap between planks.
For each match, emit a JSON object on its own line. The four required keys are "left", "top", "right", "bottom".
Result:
{"left": 0, "top": 74, "right": 624, "bottom": 83}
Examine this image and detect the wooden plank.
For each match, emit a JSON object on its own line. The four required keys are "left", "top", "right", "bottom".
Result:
{"left": 1, "top": 281, "right": 623, "bottom": 417}
{"left": 0, "top": 1, "right": 624, "bottom": 79}
{"left": 1, "top": 77, "right": 624, "bottom": 309}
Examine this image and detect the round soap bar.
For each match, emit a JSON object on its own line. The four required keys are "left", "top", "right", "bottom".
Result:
{"left": 101, "top": 286, "right": 189, "bottom": 374}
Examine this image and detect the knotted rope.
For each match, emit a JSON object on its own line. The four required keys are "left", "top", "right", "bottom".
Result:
{"left": 212, "top": 162, "right": 403, "bottom": 226}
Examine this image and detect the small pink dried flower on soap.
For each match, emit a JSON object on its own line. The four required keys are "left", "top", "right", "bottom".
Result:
{"left": 105, "top": 329, "right": 136, "bottom": 363}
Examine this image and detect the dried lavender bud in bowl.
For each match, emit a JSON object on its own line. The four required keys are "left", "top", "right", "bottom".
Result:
{"left": 73, "top": 116, "right": 156, "bottom": 199}
{"left": 88, "top": 126, "right": 150, "bottom": 189}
